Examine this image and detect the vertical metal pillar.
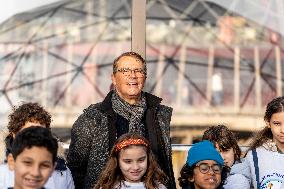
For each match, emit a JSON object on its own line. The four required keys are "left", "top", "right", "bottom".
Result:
{"left": 131, "top": 0, "right": 146, "bottom": 59}
{"left": 66, "top": 40, "right": 73, "bottom": 108}
{"left": 155, "top": 46, "right": 165, "bottom": 97}
{"left": 234, "top": 47, "right": 240, "bottom": 112}
{"left": 254, "top": 47, "right": 261, "bottom": 109}
{"left": 176, "top": 44, "right": 186, "bottom": 108}
{"left": 42, "top": 41, "right": 48, "bottom": 107}
{"left": 206, "top": 46, "right": 214, "bottom": 106}
{"left": 275, "top": 46, "right": 282, "bottom": 96}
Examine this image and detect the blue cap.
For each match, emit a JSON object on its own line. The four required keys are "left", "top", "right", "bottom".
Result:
{"left": 186, "top": 140, "right": 224, "bottom": 166}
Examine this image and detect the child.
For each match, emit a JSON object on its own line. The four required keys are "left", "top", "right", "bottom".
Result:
{"left": 178, "top": 140, "right": 229, "bottom": 189}
{"left": 3, "top": 102, "right": 52, "bottom": 160}
{"left": 202, "top": 125, "right": 241, "bottom": 167}
{"left": 7, "top": 126, "right": 58, "bottom": 189}
{"left": 94, "top": 133, "right": 168, "bottom": 189}
{"left": 0, "top": 102, "right": 74, "bottom": 189}
{"left": 226, "top": 96, "right": 284, "bottom": 188}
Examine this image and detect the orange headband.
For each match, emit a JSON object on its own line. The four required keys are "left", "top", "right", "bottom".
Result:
{"left": 115, "top": 138, "right": 148, "bottom": 152}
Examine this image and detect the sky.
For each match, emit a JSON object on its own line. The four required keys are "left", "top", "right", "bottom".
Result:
{"left": 1, "top": 0, "right": 283, "bottom": 36}
{"left": 208, "top": 0, "right": 284, "bottom": 36}
{"left": 0, "top": 0, "right": 62, "bottom": 24}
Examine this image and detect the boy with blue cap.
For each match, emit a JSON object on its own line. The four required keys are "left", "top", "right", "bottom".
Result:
{"left": 178, "top": 140, "right": 230, "bottom": 189}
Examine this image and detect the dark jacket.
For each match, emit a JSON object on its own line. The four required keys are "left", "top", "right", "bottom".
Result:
{"left": 67, "top": 91, "right": 176, "bottom": 189}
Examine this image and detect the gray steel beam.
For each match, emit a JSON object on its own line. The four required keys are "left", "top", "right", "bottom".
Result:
{"left": 131, "top": 0, "right": 146, "bottom": 59}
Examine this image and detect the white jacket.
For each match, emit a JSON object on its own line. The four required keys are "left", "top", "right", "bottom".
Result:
{"left": 0, "top": 163, "right": 75, "bottom": 189}
{"left": 0, "top": 129, "right": 74, "bottom": 189}
{"left": 225, "top": 141, "right": 284, "bottom": 189}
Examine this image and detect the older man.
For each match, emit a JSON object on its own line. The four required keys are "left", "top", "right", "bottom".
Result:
{"left": 67, "top": 52, "right": 176, "bottom": 189}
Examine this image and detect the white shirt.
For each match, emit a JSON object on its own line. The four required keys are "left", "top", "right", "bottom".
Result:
{"left": 0, "top": 163, "right": 75, "bottom": 189}
{"left": 113, "top": 181, "right": 166, "bottom": 189}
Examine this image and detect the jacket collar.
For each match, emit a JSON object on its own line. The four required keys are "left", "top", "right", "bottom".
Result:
{"left": 100, "top": 91, "right": 113, "bottom": 114}
{"left": 144, "top": 91, "right": 162, "bottom": 108}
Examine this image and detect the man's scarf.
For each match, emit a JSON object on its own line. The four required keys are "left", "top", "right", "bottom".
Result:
{"left": 111, "top": 90, "right": 147, "bottom": 136}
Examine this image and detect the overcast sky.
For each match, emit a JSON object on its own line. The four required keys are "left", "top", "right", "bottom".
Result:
{"left": 0, "top": 0, "right": 61, "bottom": 24}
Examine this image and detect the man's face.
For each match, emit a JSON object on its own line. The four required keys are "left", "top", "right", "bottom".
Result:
{"left": 112, "top": 56, "right": 146, "bottom": 104}
{"left": 8, "top": 146, "right": 55, "bottom": 189}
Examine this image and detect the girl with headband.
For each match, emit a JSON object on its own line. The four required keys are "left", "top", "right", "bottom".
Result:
{"left": 94, "top": 133, "right": 168, "bottom": 189}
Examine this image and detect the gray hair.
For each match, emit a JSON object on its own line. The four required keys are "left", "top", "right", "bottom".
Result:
{"left": 113, "top": 52, "right": 147, "bottom": 75}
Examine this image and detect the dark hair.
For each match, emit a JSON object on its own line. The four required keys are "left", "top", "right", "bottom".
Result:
{"left": 264, "top": 96, "right": 284, "bottom": 122}
{"left": 178, "top": 164, "right": 195, "bottom": 189}
{"left": 202, "top": 125, "right": 241, "bottom": 162}
{"left": 94, "top": 133, "right": 167, "bottom": 189}
{"left": 8, "top": 102, "right": 51, "bottom": 134}
{"left": 5, "top": 124, "right": 48, "bottom": 161}
{"left": 11, "top": 126, "right": 58, "bottom": 164}
{"left": 248, "top": 96, "right": 284, "bottom": 152}
{"left": 112, "top": 52, "right": 147, "bottom": 75}
{"left": 178, "top": 163, "right": 230, "bottom": 189}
